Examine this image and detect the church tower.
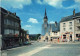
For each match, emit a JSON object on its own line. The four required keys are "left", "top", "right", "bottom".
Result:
{"left": 43, "top": 8, "right": 48, "bottom": 29}
{"left": 42, "top": 8, "right": 48, "bottom": 36}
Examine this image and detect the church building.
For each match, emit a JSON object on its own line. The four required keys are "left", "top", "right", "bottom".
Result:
{"left": 41, "top": 9, "right": 60, "bottom": 42}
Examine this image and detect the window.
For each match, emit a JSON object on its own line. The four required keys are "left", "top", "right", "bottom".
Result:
{"left": 4, "top": 29, "right": 9, "bottom": 34}
{"left": 78, "top": 19, "right": 80, "bottom": 23}
{"left": 15, "top": 22, "right": 19, "bottom": 27}
{"left": 63, "top": 35, "right": 66, "bottom": 39}
{"left": 4, "top": 29, "right": 14, "bottom": 35}
{"left": 63, "top": 28, "right": 66, "bottom": 31}
{"left": 12, "top": 21, "right": 14, "bottom": 26}
{"left": 15, "top": 30, "right": 19, "bottom": 35}
{"left": 76, "top": 34, "right": 80, "bottom": 37}
{"left": 63, "top": 23, "right": 66, "bottom": 27}
{"left": 69, "top": 27, "right": 72, "bottom": 30}
{"left": 77, "top": 27, "right": 80, "bottom": 30}
{"left": 69, "top": 22, "right": 72, "bottom": 26}
{"left": 54, "top": 32, "right": 57, "bottom": 35}
{"left": 9, "top": 29, "right": 14, "bottom": 35}
{"left": 4, "top": 19, "right": 7, "bottom": 24}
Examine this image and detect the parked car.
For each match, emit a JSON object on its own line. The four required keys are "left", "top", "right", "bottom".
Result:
{"left": 23, "top": 41, "right": 31, "bottom": 45}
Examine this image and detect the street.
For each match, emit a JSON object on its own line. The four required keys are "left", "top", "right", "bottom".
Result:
{"left": 1, "top": 41, "right": 80, "bottom": 56}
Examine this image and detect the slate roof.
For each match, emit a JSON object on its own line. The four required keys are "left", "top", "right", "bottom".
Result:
{"left": 60, "top": 12, "right": 80, "bottom": 22}
{"left": 42, "top": 23, "right": 60, "bottom": 36}
{"left": 51, "top": 23, "right": 60, "bottom": 32}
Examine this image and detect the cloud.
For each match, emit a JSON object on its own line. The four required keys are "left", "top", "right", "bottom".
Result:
{"left": 36, "top": 0, "right": 65, "bottom": 8}
{"left": 21, "top": 21, "right": 23, "bottom": 23}
{"left": 49, "top": 21, "right": 55, "bottom": 24}
{"left": 37, "top": 0, "right": 43, "bottom": 4}
{"left": 22, "top": 25, "right": 32, "bottom": 29}
{"left": 1, "top": 0, "right": 32, "bottom": 9}
{"left": 25, "top": 25, "right": 32, "bottom": 27}
{"left": 36, "top": 0, "right": 80, "bottom": 10}
{"left": 64, "top": 0, "right": 80, "bottom": 10}
{"left": 28, "top": 18, "right": 38, "bottom": 23}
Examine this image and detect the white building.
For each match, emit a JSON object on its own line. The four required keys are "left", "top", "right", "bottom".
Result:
{"left": 60, "top": 9, "right": 80, "bottom": 42}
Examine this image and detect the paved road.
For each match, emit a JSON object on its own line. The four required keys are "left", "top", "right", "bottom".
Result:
{"left": 1, "top": 41, "right": 80, "bottom": 56}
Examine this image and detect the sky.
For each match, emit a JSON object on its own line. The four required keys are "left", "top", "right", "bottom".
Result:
{"left": 1, "top": 0, "right": 80, "bottom": 34}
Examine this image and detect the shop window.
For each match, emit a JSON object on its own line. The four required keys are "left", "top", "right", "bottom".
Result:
{"left": 63, "top": 35, "right": 66, "bottom": 39}
{"left": 54, "top": 32, "right": 57, "bottom": 35}
{"left": 76, "top": 34, "right": 80, "bottom": 37}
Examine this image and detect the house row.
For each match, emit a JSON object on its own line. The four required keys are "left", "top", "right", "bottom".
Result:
{"left": 0, "top": 7, "right": 29, "bottom": 50}
{"left": 41, "top": 9, "right": 80, "bottom": 42}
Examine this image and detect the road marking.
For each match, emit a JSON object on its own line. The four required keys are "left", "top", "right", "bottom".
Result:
{"left": 18, "top": 45, "right": 51, "bottom": 56}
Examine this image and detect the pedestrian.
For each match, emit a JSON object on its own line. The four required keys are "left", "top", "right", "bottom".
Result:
{"left": 58, "top": 38, "right": 59, "bottom": 43}
{"left": 51, "top": 37, "right": 53, "bottom": 42}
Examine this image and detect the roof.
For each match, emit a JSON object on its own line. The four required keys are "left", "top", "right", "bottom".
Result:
{"left": 1, "top": 7, "right": 20, "bottom": 20}
{"left": 41, "top": 23, "right": 60, "bottom": 36}
{"left": 60, "top": 12, "right": 80, "bottom": 22}
{"left": 51, "top": 23, "right": 60, "bottom": 32}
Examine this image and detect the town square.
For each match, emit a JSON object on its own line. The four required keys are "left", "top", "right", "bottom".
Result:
{"left": 0, "top": 0, "right": 80, "bottom": 56}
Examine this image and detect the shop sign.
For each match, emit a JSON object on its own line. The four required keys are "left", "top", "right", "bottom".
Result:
{"left": 70, "top": 32, "right": 73, "bottom": 34}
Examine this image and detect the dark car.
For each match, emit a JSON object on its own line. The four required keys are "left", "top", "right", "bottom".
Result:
{"left": 23, "top": 41, "right": 31, "bottom": 45}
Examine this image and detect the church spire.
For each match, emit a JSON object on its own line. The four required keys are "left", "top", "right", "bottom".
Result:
{"left": 44, "top": 8, "right": 48, "bottom": 19}
{"left": 45, "top": 8, "right": 47, "bottom": 17}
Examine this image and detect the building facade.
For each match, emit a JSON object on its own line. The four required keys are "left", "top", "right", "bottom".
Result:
{"left": 60, "top": 9, "right": 80, "bottom": 42}
{"left": 0, "top": 7, "right": 21, "bottom": 49}
{"left": 20, "top": 29, "right": 27, "bottom": 45}
{"left": 41, "top": 9, "right": 60, "bottom": 42}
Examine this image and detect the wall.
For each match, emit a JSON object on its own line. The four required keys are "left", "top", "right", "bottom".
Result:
{"left": 74, "top": 17, "right": 80, "bottom": 40}
{"left": 60, "top": 20, "right": 75, "bottom": 41}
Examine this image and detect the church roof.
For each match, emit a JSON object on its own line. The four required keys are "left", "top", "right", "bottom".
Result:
{"left": 41, "top": 22, "right": 60, "bottom": 36}
{"left": 49, "top": 23, "right": 60, "bottom": 32}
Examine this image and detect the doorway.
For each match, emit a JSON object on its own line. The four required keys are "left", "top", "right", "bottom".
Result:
{"left": 70, "top": 35, "right": 72, "bottom": 41}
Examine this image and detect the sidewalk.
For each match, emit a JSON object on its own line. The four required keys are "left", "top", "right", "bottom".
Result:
{"left": 39, "top": 40, "right": 80, "bottom": 44}
{"left": 1, "top": 50, "right": 7, "bottom": 56}
{"left": 53, "top": 41, "right": 80, "bottom": 44}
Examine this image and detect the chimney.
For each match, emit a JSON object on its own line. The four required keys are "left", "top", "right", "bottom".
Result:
{"left": 14, "top": 12, "right": 16, "bottom": 15}
{"left": 73, "top": 9, "right": 75, "bottom": 16}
